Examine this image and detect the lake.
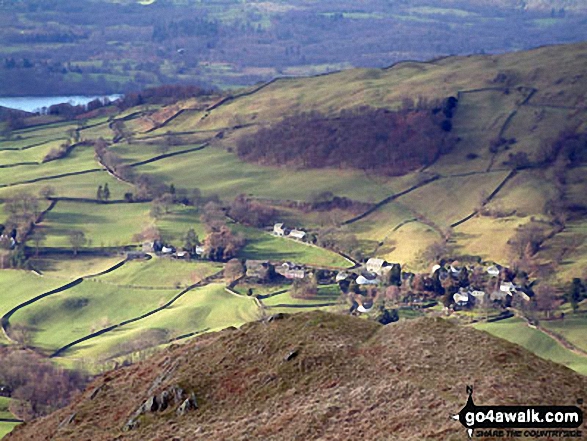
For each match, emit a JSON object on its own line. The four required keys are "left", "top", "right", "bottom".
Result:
{"left": 0, "top": 95, "right": 122, "bottom": 113}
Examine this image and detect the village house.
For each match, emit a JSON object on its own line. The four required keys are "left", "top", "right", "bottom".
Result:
{"left": 273, "top": 223, "right": 286, "bottom": 236}
{"left": 356, "top": 272, "right": 380, "bottom": 285}
{"left": 453, "top": 291, "right": 470, "bottom": 307}
{"left": 284, "top": 268, "right": 306, "bottom": 279}
{"left": 161, "top": 245, "right": 175, "bottom": 255}
{"left": 174, "top": 250, "right": 189, "bottom": 259}
{"left": 357, "top": 298, "right": 374, "bottom": 313}
{"left": 449, "top": 262, "right": 462, "bottom": 275}
{"left": 336, "top": 271, "right": 350, "bottom": 282}
{"left": 246, "top": 260, "right": 274, "bottom": 281}
{"left": 0, "top": 234, "right": 16, "bottom": 250}
{"left": 275, "top": 262, "right": 306, "bottom": 279}
{"left": 195, "top": 245, "right": 205, "bottom": 256}
{"left": 470, "top": 290, "right": 487, "bottom": 302}
{"left": 288, "top": 229, "right": 306, "bottom": 240}
{"left": 500, "top": 281, "right": 516, "bottom": 295}
{"left": 349, "top": 296, "right": 374, "bottom": 314}
{"left": 486, "top": 265, "right": 501, "bottom": 276}
{"left": 365, "top": 258, "right": 394, "bottom": 276}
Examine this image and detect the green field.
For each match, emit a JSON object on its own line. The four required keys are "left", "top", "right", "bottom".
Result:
{"left": 0, "top": 143, "right": 98, "bottom": 187}
{"left": 0, "top": 169, "right": 134, "bottom": 201}
{"left": 0, "top": 270, "right": 67, "bottom": 343}
{"left": 40, "top": 201, "right": 150, "bottom": 248}
{"left": 0, "top": 397, "right": 19, "bottom": 439}
{"left": 235, "top": 226, "right": 351, "bottom": 268}
{"left": 475, "top": 318, "right": 587, "bottom": 376}
{"left": 0, "top": 422, "right": 18, "bottom": 440}
{"left": 10, "top": 279, "right": 178, "bottom": 352}
{"left": 541, "top": 315, "right": 587, "bottom": 354}
{"left": 133, "top": 144, "right": 415, "bottom": 202}
{"left": 395, "top": 172, "right": 510, "bottom": 228}
{"left": 261, "top": 283, "right": 341, "bottom": 308}
{"left": 61, "top": 283, "right": 260, "bottom": 361}
{"left": 0, "top": 397, "right": 14, "bottom": 420}
{"left": 87, "top": 258, "right": 222, "bottom": 288}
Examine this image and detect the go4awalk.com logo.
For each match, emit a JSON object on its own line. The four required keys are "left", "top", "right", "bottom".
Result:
{"left": 452, "top": 386, "right": 584, "bottom": 439}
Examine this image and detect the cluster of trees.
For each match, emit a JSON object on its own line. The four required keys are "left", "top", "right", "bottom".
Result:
{"left": 227, "top": 195, "right": 277, "bottom": 228}
{"left": 304, "top": 191, "right": 371, "bottom": 213}
{"left": 43, "top": 98, "right": 111, "bottom": 120}
{"left": 96, "top": 183, "right": 111, "bottom": 202}
{"left": 237, "top": 105, "right": 456, "bottom": 176}
{"left": 291, "top": 275, "right": 318, "bottom": 299}
{"left": 42, "top": 139, "right": 80, "bottom": 162}
{"left": 0, "top": 347, "right": 87, "bottom": 421}
{"left": 2, "top": 193, "right": 39, "bottom": 244}
{"left": 200, "top": 202, "right": 245, "bottom": 261}
{"left": 93, "top": 138, "right": 133, "bottom": 182}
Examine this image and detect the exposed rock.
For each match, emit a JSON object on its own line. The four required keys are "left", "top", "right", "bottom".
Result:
{"left": 89, "top": 384, "right": 104, "bottom": 400}
{"left": 267, "top": 313, "right": 286, "bottom": 322}
{"left": 284, "top": 348, "right": 299, "bottom": 361}
{"left": 176, "top": 393, "right": 197, "bottom": 416}
{"left": 57, "top": 412, "right": 76, "bottom": 429}
{"left": 158, "top": 389, "right": 170, "bottom": 411}
{"left": 142, "top": 395, "right": 158, "bottom": 412}
{"left": 123, "top": 385, "right": 196, "bottom": 430}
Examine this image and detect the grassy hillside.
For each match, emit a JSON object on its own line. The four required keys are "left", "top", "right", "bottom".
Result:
{"left": 8, "top": 312, "right": 587, "bottom": 441}
{"left": 1, "top": 42, "right": 586, "bottom": 374}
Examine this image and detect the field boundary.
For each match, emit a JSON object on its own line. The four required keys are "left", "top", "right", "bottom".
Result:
{"left": 0, "top": 260, "right": 127, "bottom": 343}
{"left": 343, "top": 175, "right": 440, "bottom": 225}
{"left": 50, "top": 270, "right": 224, "bottom": 358}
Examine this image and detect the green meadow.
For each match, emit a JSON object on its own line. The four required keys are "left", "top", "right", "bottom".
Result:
{"left": 61, "top": 283, "right": 259, "bottom": 361}
{"left": 475, "top": 318, "right": 587, "bottom": 376}
{"left": 40, "top": 201, "right": 149, "bottom": 248}
{"left": 10, "top": 279, "right": 178, "bottom": 353}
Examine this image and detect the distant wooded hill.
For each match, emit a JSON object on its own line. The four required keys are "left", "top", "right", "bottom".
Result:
{"left": 0, "top": 0, "right": 586, "bottom": 95}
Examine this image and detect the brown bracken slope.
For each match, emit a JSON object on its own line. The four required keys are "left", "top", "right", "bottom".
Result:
{"left": 7, "top": 312, "right": 587, "bottom": 441}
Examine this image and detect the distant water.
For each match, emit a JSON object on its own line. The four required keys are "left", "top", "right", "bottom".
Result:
{"left": 0, "top": 95, "right": 122, "bottom": 113}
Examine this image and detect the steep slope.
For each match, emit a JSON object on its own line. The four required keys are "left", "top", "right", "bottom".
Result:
{"left": 8, "top": 312, "right": 587, "bottom": 440}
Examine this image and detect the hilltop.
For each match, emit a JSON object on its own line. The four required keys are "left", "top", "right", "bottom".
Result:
{"left": 6, "top": 311, "right": 587, "bottom": 440}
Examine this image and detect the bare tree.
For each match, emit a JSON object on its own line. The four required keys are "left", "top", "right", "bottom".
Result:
{"left": 224, "top": 258, "right": 245, "bottom": 284}
{"left": 69, "top": 230, "right": 87, "bottom": 256}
